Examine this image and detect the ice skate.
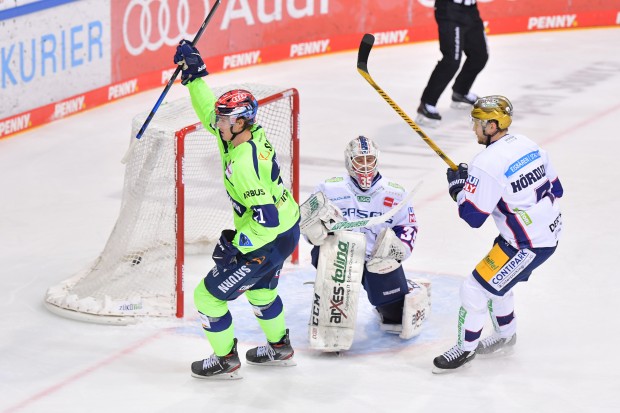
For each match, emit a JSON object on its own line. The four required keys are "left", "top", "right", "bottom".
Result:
{"left": 246, "top": 329, "right": 296, "bottom": 366}
{"left": 191, "top": 338, "right": 242, "bottom": 380}
{"left": 416, "top": 103, "right": 442, "bottom": 128}
{"left": 476, "top": 333, "right": 517, "bottom": 358}
{"left": 450, "top": 92, "right": 478, "bottom": 109}
{"left": 432, "top": 345, "right": 476, "bottom": 374}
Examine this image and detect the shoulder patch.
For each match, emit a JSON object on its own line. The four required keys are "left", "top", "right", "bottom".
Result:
{"left": 239, "top": 233, "right": 253, "bottom": 247}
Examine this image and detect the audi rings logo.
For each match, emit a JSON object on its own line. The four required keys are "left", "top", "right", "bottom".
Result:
{"left": 123, "top": 0, "right": 210, "bottom": 56}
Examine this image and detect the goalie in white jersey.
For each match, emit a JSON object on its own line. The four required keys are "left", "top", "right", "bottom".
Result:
{"left": 300, "top": 136, "right": 430, "bottom": 350}
{"left": 433, "top": 96, "right": 564, "bottom": 373}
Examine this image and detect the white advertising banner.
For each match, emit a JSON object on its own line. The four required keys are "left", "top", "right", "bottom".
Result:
{"left": 0, "top": 0, "right": 111, "bottom": 115}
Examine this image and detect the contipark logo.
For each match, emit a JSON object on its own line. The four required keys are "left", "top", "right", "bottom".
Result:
{"left": 290, "top": 39, "right": 330, "bottom": 57}
{"left": 527, "top": 14, "right": 577, "bottom": 30}
{"left": 223, "top": 50, "right": 261, "bottom": 69}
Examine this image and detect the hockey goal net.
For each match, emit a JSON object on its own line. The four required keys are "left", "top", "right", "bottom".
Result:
{"left": 44, "top": 84, "right": 299, "bottom": 325}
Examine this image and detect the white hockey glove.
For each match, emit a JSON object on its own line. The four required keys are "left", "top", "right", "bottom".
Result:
{"left": 299, "top": 192, "right": 343, "bottom": 246}
{"left": 367, "top": 227, "right": 408, "bottom": 274}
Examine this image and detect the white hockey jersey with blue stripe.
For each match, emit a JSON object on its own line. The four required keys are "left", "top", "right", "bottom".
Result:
{"left": 456, "top": 133, "right": 564, "bottom": 249}
{"left": 314, "top": 174, "right": 418, "bottom": 260}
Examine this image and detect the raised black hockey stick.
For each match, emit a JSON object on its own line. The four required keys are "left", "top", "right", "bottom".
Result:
{"left": 327, "top": 181, "right": 422, "bottom": 231}
{"left": 122, "top": 0, "right": 222, "bottom": 163}
{"left": 357, "top": 33, "right": 457, "bottom": 171}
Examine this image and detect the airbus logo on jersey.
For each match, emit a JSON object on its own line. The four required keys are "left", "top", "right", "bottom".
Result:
{"left": 290, "top": 39, "right": 330, "bottom": 57}
{"left": 527, "top": 14, "right": 577, "bottom": 30}
{"left": 243, "top": 189, "right": 265, "bottom": 199}
{"left": 464, "top": 175, "right": 479, "bottom": 194}
{"left": 223, "top": 50, "right": 261, "bottom": 70}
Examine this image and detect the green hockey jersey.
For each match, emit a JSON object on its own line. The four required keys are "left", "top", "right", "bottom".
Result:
{"left": 187, "top": 79, "right": 299, "bottom": 253}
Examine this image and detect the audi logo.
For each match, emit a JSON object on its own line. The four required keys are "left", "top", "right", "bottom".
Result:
{"left": 123, "top": 0, "right": 211, "bottom": 56}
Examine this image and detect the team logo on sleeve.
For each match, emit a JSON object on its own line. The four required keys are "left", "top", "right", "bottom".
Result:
{"left": 239, "top": 233, "right": 253, "bottom": 247}
{"left": 384, "top": 197, "right": 394, "bottom": 207}
{"left": 464, "top": 175, "right": 479, "bottom": 194}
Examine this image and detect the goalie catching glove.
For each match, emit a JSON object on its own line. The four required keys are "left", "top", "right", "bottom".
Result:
{"left": 299, "top": 192, "right": 343, "bottom": 246}
{"left": 367, "top": 227, "right": 408, "bottom": 274}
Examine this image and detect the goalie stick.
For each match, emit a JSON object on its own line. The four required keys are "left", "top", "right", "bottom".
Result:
{"left": 357, "top": 33, "right": 457, "bottom": 171}
{"left": 121, "top": 0, "right": 222, "bottom": 164}
{"left": 327, "top": 181, "right": 422, "bottom": 231}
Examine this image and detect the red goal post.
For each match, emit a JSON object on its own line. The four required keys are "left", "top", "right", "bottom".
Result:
{"left": 44, "top": 84, "right": 300, "bottom": 325}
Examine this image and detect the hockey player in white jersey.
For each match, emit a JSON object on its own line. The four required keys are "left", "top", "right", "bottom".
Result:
{"left": 300, "top": 136, "right": 430, "bottom": 350}
{"left": 433, "top": 95, "right": 564, "bottom": 373}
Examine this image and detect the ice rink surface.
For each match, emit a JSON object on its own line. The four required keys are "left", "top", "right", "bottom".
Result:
{"left": 1, "top": 28, "right": 619, "bottom": 412}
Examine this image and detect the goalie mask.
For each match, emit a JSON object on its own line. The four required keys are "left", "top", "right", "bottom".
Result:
{"left": 345, "top": 136, "right": 380, "bottom": 191}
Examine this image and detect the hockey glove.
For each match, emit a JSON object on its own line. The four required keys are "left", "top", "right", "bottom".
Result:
{"left": 447, "top": 163, "right": 468, "bottom": 202}
{"left": 173, "top": 40, "right": 208, "bottom": 85}
{"left": 212, "top": 229, "right": 239, "bottom": 270}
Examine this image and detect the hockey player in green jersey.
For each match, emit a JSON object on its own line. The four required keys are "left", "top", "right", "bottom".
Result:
{"left": 174, "top": 40, "right": 300, "bottom": 380}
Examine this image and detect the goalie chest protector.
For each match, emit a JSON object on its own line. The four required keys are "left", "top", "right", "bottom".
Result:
{"left": 308, "top": 231, "right": 366, "bottom": 352}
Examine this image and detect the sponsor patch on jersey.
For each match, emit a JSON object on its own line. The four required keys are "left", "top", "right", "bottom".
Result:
{"left": 408, "top": 207, "right": 417, "bottom": 223}
{"left": 475, "top": 243, "right": 510, "bottom": 283}
{"left": 357, "top": 195, "right": 371, "bottom": 203}
{"left": 505, "top": 150, "right": 541, "bottom": 177}
{"left": 464, "top": 175, "right": 479, "bottom": 194}
{"left": 239, "top": 233, "right": 253, "bottom": 247}
{"left": 489, "top": 249, "right": 536, "bottom": 291}
{"left": 388, "top": 182, "right": 405, "bottom": 191}
{"left": 384, "top": 197, "right": 394, "bottom": 207}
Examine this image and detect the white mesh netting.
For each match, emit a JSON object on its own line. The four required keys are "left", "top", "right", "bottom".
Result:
{"left": 44, "top": 84, "right": 298, "bottom": 324}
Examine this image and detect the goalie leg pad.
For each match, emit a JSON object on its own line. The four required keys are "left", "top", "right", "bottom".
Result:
{"left": 308, "top": 231, "right": 366, "bottom": 352}
{"left": 400, "top": 280, "right": 431, "bottom": 340}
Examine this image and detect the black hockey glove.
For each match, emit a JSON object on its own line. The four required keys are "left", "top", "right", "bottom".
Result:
{"left": 173, "top": 40, "right": 208, "bottom": 85}
{"left": 212, "top": 229, "right": 239, "bottom": 270}
{"left": 447, "top": 163, "right": 468, "bottom": 201}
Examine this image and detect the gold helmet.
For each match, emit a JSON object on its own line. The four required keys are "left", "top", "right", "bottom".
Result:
{"left": 471, "top": 95, "right": 513, "bottom": 130}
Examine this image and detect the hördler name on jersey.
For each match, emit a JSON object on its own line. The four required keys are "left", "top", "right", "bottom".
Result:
{"left": 108, "top": 79, "right": 138, "bottom": 100}
{"left": 528, "top": 14, "right": 577, "bottom": 30}
{"left": 510, "top": 165, "right": 546, "bottom": 193}
{"left": 53, "top": 96, "right": 85, "bottom": 119}
{"left": 223, "top": 50, "right": 261, "bottom": 70}
{"left": 290, "top": 39, "right": 330, "bottom": 57}
{"left": 0, "top": 113, "right": 31, "bottom": 137}
{"left": 372, "top": 30, "right": 409, "bottom": 46}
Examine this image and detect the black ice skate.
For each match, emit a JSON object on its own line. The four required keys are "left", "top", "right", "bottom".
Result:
{"left": 416, "top": 103, "right": 442, "bottom": 128}
{"left": 191, "top": 338, "right": 242, "bottom": 380}
{"left": 432, "top": 345, "right": 476, "bottom": 374}
{"left": 450, "top": 92, "right": 478, "bottom": 109}
{"left": 476, "top": 333, "right": 517, "bottom": 358}
{"left": 246, "top": 329, "right": 296, "bottom": 367}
